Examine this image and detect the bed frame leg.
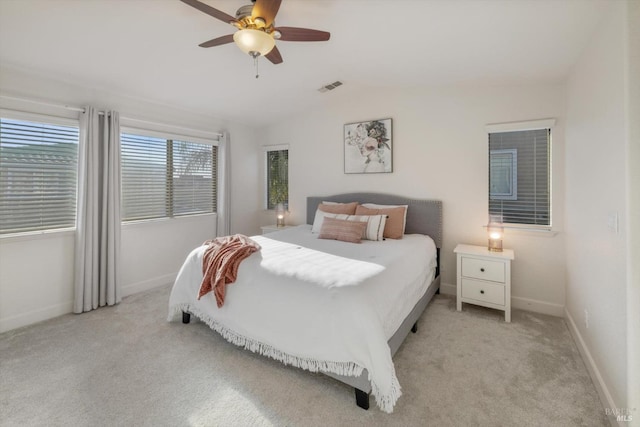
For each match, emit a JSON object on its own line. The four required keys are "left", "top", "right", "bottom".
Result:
{"left": 355, "top": 388, "right": 370, "bottom": 410}
{"left": 411, "top": 322, "right": 418, "bottom": 333}
{"left": 182, "top": 311, "right": 191, "bottom": 324}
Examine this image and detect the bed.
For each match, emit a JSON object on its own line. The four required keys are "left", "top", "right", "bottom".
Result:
{"left": 168, "top": 193, "right": 442, "bottom": 412}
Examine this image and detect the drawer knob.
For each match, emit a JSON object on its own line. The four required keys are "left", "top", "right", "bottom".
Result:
{"left": 480, "top": 268, "right": 485, "bottom": 272}
{"left": 480, "top": 290, "right": 485, "bottom": 294}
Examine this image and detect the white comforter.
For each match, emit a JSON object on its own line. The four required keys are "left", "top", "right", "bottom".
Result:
{"left": 168, "top": 225, "right": 437, "bottom": 412}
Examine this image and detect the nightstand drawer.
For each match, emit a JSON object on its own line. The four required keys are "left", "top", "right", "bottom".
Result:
{"left": 461, "top": 257, "right": 505, "bottom": 283}
{"left": 461, "top": 278, "right": 505, "bottom": 305}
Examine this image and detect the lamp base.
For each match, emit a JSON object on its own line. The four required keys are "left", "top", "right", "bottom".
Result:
{"left": 488, "top": 239, "right": 503, "bottom": 252}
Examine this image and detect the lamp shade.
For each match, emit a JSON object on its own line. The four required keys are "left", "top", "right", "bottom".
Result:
{"left": 233, "top": 29, "right": 275, "bottom": 56}
{"left": 275, "top": 203, "right": 286, "bottom": 227}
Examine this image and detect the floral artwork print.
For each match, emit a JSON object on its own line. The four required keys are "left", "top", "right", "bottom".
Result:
{"left": 344, "top": 118, "right": 392, "bottom": 173}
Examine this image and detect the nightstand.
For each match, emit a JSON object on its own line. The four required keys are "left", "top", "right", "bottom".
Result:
{"left": 260, "top": 225, "right": 294, "bottom": 235}
{"left": 454, "top": 244, "right": 515, "bottom": 322}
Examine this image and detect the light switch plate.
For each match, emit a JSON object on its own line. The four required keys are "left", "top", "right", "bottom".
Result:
{"left": 607, "top": 211, "right": 619, "bottom": 233}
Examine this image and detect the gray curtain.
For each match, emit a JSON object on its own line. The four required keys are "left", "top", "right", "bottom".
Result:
{"left": 217, "top": 132, "right": 231, "bottom": 236}
{"left": 74, "top": 107, "right": 121, "bottom": 313}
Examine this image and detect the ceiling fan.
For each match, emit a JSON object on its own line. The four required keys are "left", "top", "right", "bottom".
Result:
{"left": 180, "top": 0, "right": 330, "bottom": 71}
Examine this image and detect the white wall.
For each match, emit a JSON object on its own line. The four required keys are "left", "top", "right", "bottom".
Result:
{"left": 0, "top": 231, "right": 75, "bottom": 332}
{"left": 0, "top": 66, "right": 260, "bottom": 332}
{"left": 626, "top": 0, "right": 640, "bottom": 420}
{"left": 564, "top": 1, "right": 632, "bottom": 419}
{"left": 0, "top": 215, "right": 216, "bottom": 332}
{"left": 260, "top": 82, "right": 567, "bottom": 316}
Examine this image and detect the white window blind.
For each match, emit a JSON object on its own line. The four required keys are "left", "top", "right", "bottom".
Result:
{"left": 121, "top": 133, "right": 167, "bottom": 220}
{"left": 0, "top": 117, "right": 79, "bottom": 234}
{"left": 265, "top": 147, "right": 288, "bottom": 210}
{"left": 488, "top": 128, "right": 551, "bottom": 227}
{"left": 172, "top": 140, "right": 217, "bottom": 216}
{"left": 121, "top": 132, "right": 217, "bottom": 221}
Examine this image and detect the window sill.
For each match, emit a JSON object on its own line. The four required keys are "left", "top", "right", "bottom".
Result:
{"left": 483, "top": 225, "right": 559, "bottom": 237}
{"left": 504, "top": 227, "right": 559, "bottom": 238}
{"left": 122, "top": 213, "right": 217, "bottom": 228}
{"left": 0, "top": 227, "right": 75, "bottom": 243}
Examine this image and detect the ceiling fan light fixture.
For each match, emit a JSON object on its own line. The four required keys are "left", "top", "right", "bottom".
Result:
{"left": 233, "top": 28, "right": 275, "bottom": 56}
{"left": 180, "top": 0, "right": 331, "bottom": 68}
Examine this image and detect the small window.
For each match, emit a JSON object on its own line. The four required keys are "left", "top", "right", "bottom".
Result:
{"left": 0, "top": 117, "right": 79, "bottom": 234}
{"left": 264, "top": 145, "right": 288, "bottom": 210}
{"left": 121, "top": 131, "right": 217, "bottom": 221}
{"left": 488, "top": 121, "right": 552, "bottom": 227}
{"left": 489, "top": 149, "right": 518, "bottom": 200}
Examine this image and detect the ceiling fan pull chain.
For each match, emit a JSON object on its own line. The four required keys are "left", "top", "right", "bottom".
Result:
{"left": 254, "top": 55, "right": 260, "bottom": 79}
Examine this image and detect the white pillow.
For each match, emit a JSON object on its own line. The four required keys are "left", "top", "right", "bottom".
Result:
{"left": 313, "top": 211, "right": 387, "bottom": 241}
{"left": 362, "top": 203, "right": 408, "bottom": 233}
{"left": 311, "top": 209, "right": 330, "bottom": 233}
{"left": 350, "top": 214, "right": 387, "bottom": 241}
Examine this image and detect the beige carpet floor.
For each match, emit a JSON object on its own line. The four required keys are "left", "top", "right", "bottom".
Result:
{"left": 0, "top": 285, "right": 608, "bottom": 427}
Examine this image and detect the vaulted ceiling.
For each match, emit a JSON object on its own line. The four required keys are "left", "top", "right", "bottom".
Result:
{"left": 0, "top": 0, "right": 612, "bottom": 126}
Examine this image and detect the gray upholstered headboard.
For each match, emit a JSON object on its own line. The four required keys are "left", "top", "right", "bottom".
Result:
{"left": 306, "top": 193, "right": 442, "bottom": 248}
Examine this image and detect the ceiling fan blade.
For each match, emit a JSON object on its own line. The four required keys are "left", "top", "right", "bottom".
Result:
{"left": 276, "top": 27, "right": 330, "bottom": 42}
{"left": 180, "top": 0, "right": 237, "bottom": 25}
{"left": 198, "top": 34, "right": 235, "bottom": 48}
{"left": 252, "top": 0, "right": 282, "bottom": 27}
{"left": 265, "top": 46, "right": 283, "bottom": 64}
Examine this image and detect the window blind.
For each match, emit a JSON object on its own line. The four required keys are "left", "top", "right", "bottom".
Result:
{"left": 489, "top": 128, "right": 550, "bottom": 226}
{"left": 266, "top": 149, "right": 288, "bottom": 210}
{"left": 0, "top": 118, "right": 79, "bottom": 234}
{"left": 120, "top": 132, "right": 217, "bottom": 221}
{"left": 172, "top": 140, "right": 217, "bottom": 216}
{"left": 121, "top": 133, "right": 168, "bottom": 221}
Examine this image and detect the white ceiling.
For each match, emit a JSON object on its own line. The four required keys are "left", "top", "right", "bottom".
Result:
{"left": 0, "top": 0, "right": 612, "bottom": 127}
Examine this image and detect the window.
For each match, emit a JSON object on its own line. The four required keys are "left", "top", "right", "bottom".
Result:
{"left": 265, "top": 145, "right": 288, "bottom": 210}
{"left": 488, "top": 120, "right": 553, "bottom": 227}
{"left": 490, "top": 149, "right": 517, "bottom": 200}
{"left": 121, "top": 131, "right": 217, "bottom": 221}
{"left": 0, "top": 117, "right": 79, "bottom": 235}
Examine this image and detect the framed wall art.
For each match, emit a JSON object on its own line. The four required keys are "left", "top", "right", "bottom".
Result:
{"left": 344, "top": 118, "right": 392, "bottom": 174}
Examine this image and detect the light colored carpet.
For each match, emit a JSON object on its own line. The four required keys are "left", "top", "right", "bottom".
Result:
{"left": 0, "top": 285, "right": 607, "bottom": 427}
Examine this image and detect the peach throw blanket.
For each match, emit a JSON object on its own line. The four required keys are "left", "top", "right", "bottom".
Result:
{"left": 198, "top": 234, "right": 261, "bottom": 307}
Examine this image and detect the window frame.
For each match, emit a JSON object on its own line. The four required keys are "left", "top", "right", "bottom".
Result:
{"left": 486, "top": 118, "right": 555, "bottom": 231}
{"left": 120, "top": 126, "right": 219, "bottom": 223}
{"left": 263, "top": 144, "right": 289, "bottom": 210}
{"left": 0, "top": 109, "right": 80, "bottom": 237}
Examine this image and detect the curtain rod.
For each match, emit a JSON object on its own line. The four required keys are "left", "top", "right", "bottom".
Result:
{"left": 0, "top": 94, "right": 223, "bottom": 138}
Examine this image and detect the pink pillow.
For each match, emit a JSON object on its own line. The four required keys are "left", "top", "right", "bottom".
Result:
{"left": 318, "top": 217, "right": 367, "bottom": 243}
{"left": 355, "top": 205, "right": 407, "bottom": 239}
{"left": 318, "top": 202, "right": 358, "bottom": 215}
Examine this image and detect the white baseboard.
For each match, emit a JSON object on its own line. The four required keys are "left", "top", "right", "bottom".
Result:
{"left": 439, "top": 282, "right": 564, "bottom": 317}
{"left": 0, "top": 274, "right": 175, "bottom": 334}
{"left": 512, "top": 296, "right": 564, "bottom": 317}
{"left": 121, "top": 273, "right": 175, "bottom": 297}
{"left": 0, "top": 301, "right": 73, "bottom": 334}
{"left": 440, "top": 282, "right": 457, "bottom": 295}
{"left": 564, "top": 308, "right": 620, "bottom": 427}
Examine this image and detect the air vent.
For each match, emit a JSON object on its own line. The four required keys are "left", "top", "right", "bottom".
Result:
{"left": 318, "top": 81, "right": 343, "bottom": 93}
